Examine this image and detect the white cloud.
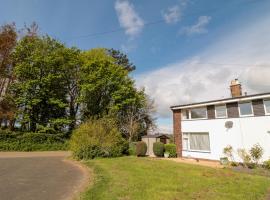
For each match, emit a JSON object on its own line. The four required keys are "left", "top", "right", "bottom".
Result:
{"left": 180, "top": 15, "right": 212, "bottom": 35}
{"left": 136, "top": 13, "right": 270, "bottom": 120}
{"left": 115, "top": 0, "right": 144, "bottom": 37}
{"left": 162, "top": 5, "right": 181, "bottom": 24}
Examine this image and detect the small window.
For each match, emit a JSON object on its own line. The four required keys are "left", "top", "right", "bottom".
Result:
{"left": 239, "top": 102, "right": 253, "bottom": 116}
{"left": 182, "top": 132, "right": 210, "bottom": 152}
{"left": 264, "top": 99, "right": 270, "bottom": 114}
{"left": 190, "top": 107, "right": 207, "bottom": 119}
{"left": 181, "top": 109, "right": 189, "bottom": 120}
{"left": 215, "top": 105, "right": 227, "bottom": 118}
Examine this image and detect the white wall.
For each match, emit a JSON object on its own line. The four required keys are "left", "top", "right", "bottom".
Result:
{"left": 182, "top": 116, "right": 270, "bottom": 161}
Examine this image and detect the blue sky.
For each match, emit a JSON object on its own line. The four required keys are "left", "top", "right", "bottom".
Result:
{"left": 1, "top": 0, "right": 270, "bottom": 132}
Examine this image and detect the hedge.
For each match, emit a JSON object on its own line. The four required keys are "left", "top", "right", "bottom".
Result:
{"left": 153, "top": 142, "right": 164, "bottom": 157}
{"left": 136, "top": 141, "right": 147, "bottom": 157}
{"left": 164, "top": 144, "right": 177, "bottom": 158}
{"left": 0, "top": 130, "right": 68, "bottom": 151}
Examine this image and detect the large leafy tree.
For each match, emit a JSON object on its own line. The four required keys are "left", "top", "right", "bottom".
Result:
{"left": 0, "top": 23, "right": 17, "bottom": 129}
{"left": 80, "top": 48, "right": 155, "bottom": 140}
{"left": 11, "top": 36, "right": 70, "bottom": 132}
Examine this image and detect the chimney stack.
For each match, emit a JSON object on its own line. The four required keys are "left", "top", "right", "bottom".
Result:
{"left": 230, "top": 79, "right": 242, "bottom": 98}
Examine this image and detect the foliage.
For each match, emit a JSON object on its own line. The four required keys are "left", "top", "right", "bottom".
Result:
{"left": 153, "top": 142, "right": 164, "bottom": 157}
{"left": 0, "top": 23, "right": 17, "bottom": 78}
{"left": 11, "top": 36, "right": 70, "bottom": 132}
{"left": 128, "top": 142, "right": 137, "bottom": 155}
{"left": 223, "top": 145, "right": 234, "bottom": 162}
{"left": 250, "top": 144, "right": 264, "bottom": 164}
{"left": 237, "top": 148, "right": 251, "bottom": 167}
{"left": 164, "top": 144, "right": 177, "bottom": 158}
{"left": 80, "top": 49, "right": 155, "bottom": 140}
{"left": 230, "top": 162, "right": 239, "bottom": 167}
{"left": 246, "top": 162, "right": 257, "bottom": 169}
{"left": 106, "top": 48, "right": 136, "bottom": 72}
{"left": 262, "top": 160, "right": 270, "bottom": 170}
{"left": 136, "top": 141, "right": 147, "bottom": 157}
{"left": 0, "top": 129, "right": 67, "bottom": 151}
{"left": 70, "top": 118, "right": 127, "bottom": 160}
{"left": 0, "top": 23, "right": 155, "bottom": 144}
{"left": 82, "top": 157, "right": 270, "bottom": 200}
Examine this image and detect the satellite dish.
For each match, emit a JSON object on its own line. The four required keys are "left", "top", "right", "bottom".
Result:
{"left": 225, "top": 121, "right": 233, "bottom": 129}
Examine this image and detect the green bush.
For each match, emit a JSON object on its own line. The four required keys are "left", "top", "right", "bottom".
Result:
{"left": 153, "top": 142, "right": 164, "bottom": 157}
{"left": 237, "top": 148, "right": 251, "bottom": 168}
{"left": 70, "top": 118, "right": 127, "bottom": 160}
{"left": 136, "top": 141, "right": 147, "bottom": 157}
{"left": 263, "top": 160, "right": 270, "bottom": 170}
{"left": 250, "top": 144, "right": 264, "bottom": 164}
{"left": 0, "top": 130, "right": 68, "bottom": 151}
{"left": 230, "top": 161, "right": 239, "bottom": 167}
{"left": 164, "top": 144, "right": 177, "bottom": 158}
{"left": 246, "top": 162, "right": 256, "bottom": 169}
{"left": 128, "top": 142, "right": 137, "bottom": 156}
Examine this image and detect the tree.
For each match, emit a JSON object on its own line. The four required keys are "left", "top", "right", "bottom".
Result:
{"left": 106, "top": 48, "right": 136, "bottom": 72}
{"left": 80, "top": 48, "right": 136, "bottom": 118}
{"left": 11, "top": 35, "right": 70, "bottom": 132}
{"left": 117, "top": 93, "right": 156, "bottom": 142}
{"left": 80, "top": 48, "right": 155, "bottom": 141}
{"left": 0, "top": 23, "right": 17, "bottom": 129}
{"left": 0, "top": 23, "right": 17, "bottom": 98}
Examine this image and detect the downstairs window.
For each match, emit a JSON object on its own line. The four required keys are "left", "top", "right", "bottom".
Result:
{"left": 183, "top": 132, "right": 210, "bottom": 152}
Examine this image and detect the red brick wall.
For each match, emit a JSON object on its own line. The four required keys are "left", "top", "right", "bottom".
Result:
{"left": 173, "top": 109, "right": 182, "bottom": 157}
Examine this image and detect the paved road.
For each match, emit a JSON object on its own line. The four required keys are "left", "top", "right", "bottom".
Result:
{"left": 0, "top": 152, "right": 88, "bottom": 200}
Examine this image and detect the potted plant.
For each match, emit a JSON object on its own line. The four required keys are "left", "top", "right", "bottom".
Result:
{"left": 164, "top": 152, "right": 170, "bottom": 158}
{"left": 220, "top": 157, "right": 229, "bottom": 165}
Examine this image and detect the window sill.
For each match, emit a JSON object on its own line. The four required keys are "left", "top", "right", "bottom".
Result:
{"left": 239, "top": 114, "right": 254, "bottom": 117}
{"left": 183, "top": 150, "right": 211, "bottom": 153}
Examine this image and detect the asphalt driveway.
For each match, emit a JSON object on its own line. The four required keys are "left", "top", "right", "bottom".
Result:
{"left": 0, "top": 152, "right": 88, "bottom": 200}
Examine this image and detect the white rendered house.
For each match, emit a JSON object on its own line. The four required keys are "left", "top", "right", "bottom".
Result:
{"left": 171, "top": 80, "right": 270, "bottom": 161}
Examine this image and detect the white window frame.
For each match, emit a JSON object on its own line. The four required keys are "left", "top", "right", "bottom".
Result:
{"left": 189, "top": 107, "right": 207, "bottom": 120}
{"left": 182, "top": 132, "right": 211, "bottom": 153}
{"left": 215, "top": 104, "right": 227, "bottom": 118}
{"left": 263, "top": 99, "right": 270, "bottom": 115}
{"left": 238, "top": 101, "right": 254, "bottom": 117}
{"left": 181, "top": 109, "right": 189, "bottom": 120}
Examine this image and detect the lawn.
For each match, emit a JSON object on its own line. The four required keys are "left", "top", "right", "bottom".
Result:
{"left": 81, "top": 157, "right": 270, "bottom": 200}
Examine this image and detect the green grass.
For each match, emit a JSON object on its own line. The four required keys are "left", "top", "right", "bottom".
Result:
{"left": 81, "top": 156, "right": 270, "bottom": 200}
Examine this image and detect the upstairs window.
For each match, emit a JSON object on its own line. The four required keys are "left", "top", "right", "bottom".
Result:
{"left": 181, "top": 109, "right": 189, "bottom": 120}
{"left": 239, "top": 102, "right": 253, "bottom": 116}
{"left": 264, "top": 99, "right": 270, "bottom": 114}
{"left": 190, "top": 107, "right": 207, "bottom": 119}
{"left": 215, "top": 105, "right": 227, "bottom": 118}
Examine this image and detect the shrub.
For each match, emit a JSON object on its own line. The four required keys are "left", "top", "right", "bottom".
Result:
{"left": 230, "top": 161, "right": 239, "bottom": 167}
{"left": 70, "top": 118, "right": 127, "bottom": 160}
{"left": 153, "top": 142, "right": 164, "bottom": 157}
{"left": 237, "top": 148, "right": 251, "bottom": 167}
{"left": 164, "top": 144, "right": 177, "bottom": 158}
{"left": 136, "top": 141, "right": 147, "bottom": 157}
{"left": 223, "top": 145, "right": 234, "bottom": 161}
{"left": 250, "top": 144, "right": 264, "bottom": 164}
{"left": 246, "top": 162, "right": 256, "bottom": 169}
{"left": 128, "top": 142, "right": 137, "bottom": 156}
{"left": 0, "top": 130, "right": 67, "bottom": 151}
{"left": 263, "top": 160, "right": 270, "bottom": 170}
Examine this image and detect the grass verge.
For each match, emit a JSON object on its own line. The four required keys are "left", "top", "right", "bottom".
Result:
{"left": 81, "top": 156, "right": 270, "bottom": 200}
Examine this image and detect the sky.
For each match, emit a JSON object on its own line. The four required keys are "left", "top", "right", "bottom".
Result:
{"left": 1, "top": 0, "right": 270, "bottom": 133}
